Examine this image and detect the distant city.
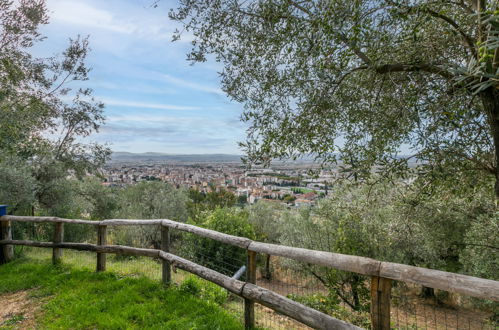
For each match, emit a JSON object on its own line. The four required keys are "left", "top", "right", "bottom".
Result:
{"left": 101, "top": 152, "right": 341, "bottom": 207}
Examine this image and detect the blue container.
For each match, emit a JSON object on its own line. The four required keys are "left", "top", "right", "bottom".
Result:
{"left": 0, "top": 205, "right": 7, "bottom": 216}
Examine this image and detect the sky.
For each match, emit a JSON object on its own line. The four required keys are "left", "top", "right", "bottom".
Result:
{"left": 34, "top": 0, "right": 246, "bottom": 154}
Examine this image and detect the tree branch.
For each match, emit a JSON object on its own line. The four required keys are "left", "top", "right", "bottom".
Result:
{"left": 374, "top": 63, "right": 454, "bottom": 79}
{"left": 423, "top": 8, "right": 477, "bottom": 57}
{"left": 286, "top": 0, "right": 312, "bottom": 16}
{"left": 330, "top": 65, "right": 369, "bottom": 94}
{"left": 385, "top": 0, "right": 477, "bottom": 57}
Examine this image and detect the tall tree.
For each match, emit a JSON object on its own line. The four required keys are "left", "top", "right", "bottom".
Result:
{"left": 170, "top": 0, "right": 499, "bottom": 197}
{"left": 0, "top": 0, "right": 109, "bottom": 213}
{"left": 0, "top": 0, "right": 108, "bottom": 172}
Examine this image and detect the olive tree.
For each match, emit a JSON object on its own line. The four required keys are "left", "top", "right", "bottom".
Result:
{"left": 279, "top": 195, "right": 385, "bottom": 311}
{"left": 247, "top": 200, "right": 286, "bottom": 278}
{"left": 0, "top": 0, "right": 110, "bottom": 214}
{"left": 113, "top": 182, "right": 188, "bottom": 248}
{"left": 170, "top": 0, "right": 499, "bottom": 198}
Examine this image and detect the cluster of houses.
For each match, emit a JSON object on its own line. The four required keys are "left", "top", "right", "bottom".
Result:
{"left": 102, "top": 163, "right": 334, "bottom": 207}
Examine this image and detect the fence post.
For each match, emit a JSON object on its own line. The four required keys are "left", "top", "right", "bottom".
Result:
{"left": 371, "top": 276, "right": 391, "bottom": 330}
{"left": 245, "top": 250, "right": 257, "bottom": 329}
{"left": 52, "top": 222, "right": 64, "bottom": 264}
{"left": 161, "top": 225, "right": 171, "bottom": 285}
{"left": 96, "top": 225, "right": 107, "bottom": 272}
{"left": 0, "top": 205, "right": 13, "bottom": 264}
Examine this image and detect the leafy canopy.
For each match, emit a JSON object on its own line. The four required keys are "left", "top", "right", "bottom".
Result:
{"left": 170, "top": 0, "right": 499, "bottom": 189}
{"left": 0, "top": 0, "right": 109, "bottom": 213}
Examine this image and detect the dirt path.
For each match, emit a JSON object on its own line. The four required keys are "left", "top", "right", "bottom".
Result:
{"left": 0, "top": 290, "right": 42, "bottom": 329}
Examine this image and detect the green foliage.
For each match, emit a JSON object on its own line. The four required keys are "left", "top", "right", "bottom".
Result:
{"left": 247, "top": 200, "right": 285, "bottom": 243}
{"left": 277, "top": 179, "right": 497, "bottom": 308}
{"left": 179, "top": 275, "right": 229, "bottom": 305}
{"left": 0, "top": 258, "right": 242, "bottom": 329}
{"left": 0, "top": 1, "right": 110, "bottom": 217}
{"left": 461, "top": 213, "right": 499, "bottom": 280}
{"left": 0, "top": 157, "right": 36, "bottom": 215}
{"left": 36, "top": 177, "right": 84, "bottom": 219}
{"left": 282, "top": 194, "right": 296, "bottom": 203}
{"left": 237, "top": 194, "right": 247, "bottom": 205}
{"left": 187, "top": 188, "right": 237, "bottom": 222}
{"left": 115, "top": 181, "right": 188, "bottom": 221}
{"left": 170, "top": 0, "right": 499, "bottom": 196}
{"left": 287, "top": 294, "right": 370, "bottom": 328}
{"left": 0, "top": 0, "right": 109, "bottom": 166}
{"left": 291, "top": 188, "right": 314, "bottom": 194}
{"left": 78, "top": 177, "right": 118, "bottom": 220}
{"left": 182, "top": 207, "right": 255, "bottom": 275}
{"left": 3, "top": 314, "right": 26, "bottom": 326}
{"left": 203, "top": 208, "right": 255, "bottom": 238}
{"left": 112, "top": 181, "right": 188, "bottom": 248}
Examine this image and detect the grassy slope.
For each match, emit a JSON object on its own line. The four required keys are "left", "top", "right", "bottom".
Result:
{"left": 0, "top": 258, "right": 243, "bottom": 330}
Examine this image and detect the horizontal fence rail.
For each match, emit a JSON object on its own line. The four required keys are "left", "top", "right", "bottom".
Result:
{"left": 1, "top": 215, "right": 498, "bottom": 329}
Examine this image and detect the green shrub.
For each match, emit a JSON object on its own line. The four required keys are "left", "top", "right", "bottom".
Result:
{"left": 181, "top": 207, "right": 255, "bottom": 276}
{"left": 179, "top": 275, "right": 228, "bottom": 305}
{"left": 287, "top": 293, "right": 339, "bottom": 314}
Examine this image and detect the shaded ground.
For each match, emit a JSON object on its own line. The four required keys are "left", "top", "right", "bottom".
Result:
{"left": 0, "top": 290, "right": 42, "bottom": 329}
{"left": 256, "top": 259, "right": 497, "bottom": 329}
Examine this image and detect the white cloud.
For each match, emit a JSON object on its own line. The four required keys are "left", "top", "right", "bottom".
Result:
{"left": 105, "top": 114, "right": 242, "bottom": 131}
{"left": 49, "top": 1, "right": 135, "bottom": 34}
{"left": 39, "top": 0, "right": 242, "bottom": 154}
{"left": 92, "top": 80, "right": 178, "bottom": 95}
{"left": 102, "top": 98, "right": 199, "bottom": 111}
{"left": 47, "top": 0, "right": 192, "bottom": 42}
{"left": 163, "top": 74, "right": 225, "bottom": 96}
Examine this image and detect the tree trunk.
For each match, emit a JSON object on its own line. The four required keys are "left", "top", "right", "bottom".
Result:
{"left": 351, "top": 275, "right": 362, "bottom": 311}
{"left": 263, "top": 254, "right": 272, "bottom": 280}
{"left": 482, "top": 88, "right": 499, "bottom": 200}
{"left": 352, "top": 285, "right": 361, "bottom": 311}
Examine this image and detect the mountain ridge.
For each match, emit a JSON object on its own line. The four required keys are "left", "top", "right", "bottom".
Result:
{"left": 109, "top": 152, "right": 244, "bottom": 163}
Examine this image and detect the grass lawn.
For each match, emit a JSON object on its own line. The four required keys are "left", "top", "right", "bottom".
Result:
{"left": 0, "top": 257, "right": 244, "bottom": 330}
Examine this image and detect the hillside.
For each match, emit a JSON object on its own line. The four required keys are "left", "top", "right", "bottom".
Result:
{"left": 110, "top": 152, "right": 244, "bottom": 164}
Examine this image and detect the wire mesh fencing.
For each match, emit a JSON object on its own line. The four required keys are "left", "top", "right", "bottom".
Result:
{"left": 9, "top": 221, "right": 248, "bottom": 325}
{"left": 390, "top": 284, "right": 497, "bottom": 330}
{"left": 172, "top": 231, "right": 247, "bottom": 322}
{"left": 254, "top": 254, "right": 371, "bottom": 329}
{"left": 6, "top": 220, "right": 499, "bottom": 330}
{"left": 250, "top": 254, "right": 497, "bottom": 330}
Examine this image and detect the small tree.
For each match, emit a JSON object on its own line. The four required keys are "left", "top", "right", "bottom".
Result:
{"left": 114, "top": 182, "right": 188, "bottom": 248}
{"left": 0, "top": 0, "right": 110, "bottom": 215}
{"left": 280, "top": 195, "right": 383, "bottom": 311}
{"left": 247, "top": 200, "right": 286, "bottom": 278}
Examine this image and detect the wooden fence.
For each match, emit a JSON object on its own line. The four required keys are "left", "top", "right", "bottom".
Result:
{"left": 1, "top": 215, "right": 498, "bottom": 329}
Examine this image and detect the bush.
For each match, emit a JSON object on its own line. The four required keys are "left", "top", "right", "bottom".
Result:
{"left": 181, "top": 207, "right": 255, "bottom": 276}
{"left": 112, "top": 182, "right": 189, "bottom": 248}
{"left": 179, "top": 275, "right": 228, "bottom": 305}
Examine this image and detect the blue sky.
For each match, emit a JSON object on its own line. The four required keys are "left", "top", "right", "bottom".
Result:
{"left": 35, "top": 0, "right": 246, "bottom": 154}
